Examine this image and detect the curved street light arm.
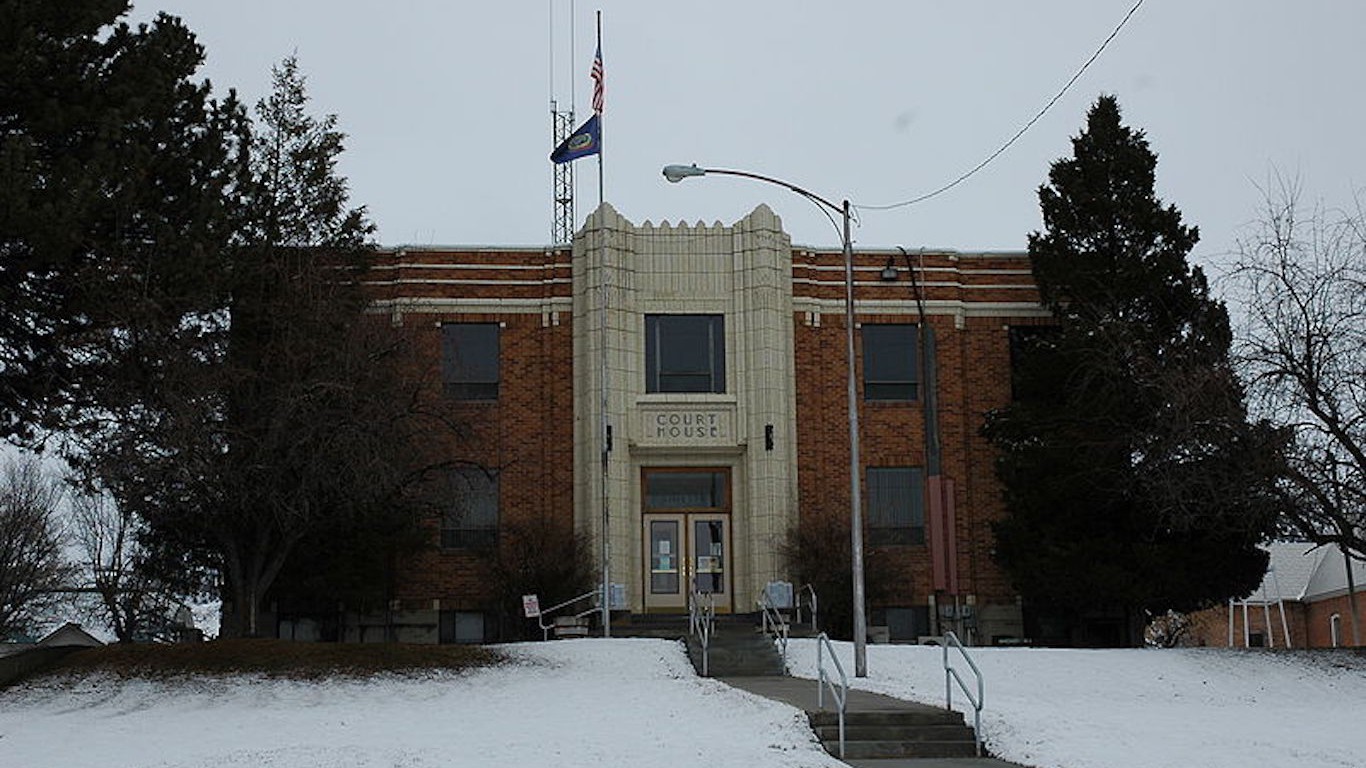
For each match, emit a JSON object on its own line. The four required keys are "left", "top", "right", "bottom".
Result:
{"left": 663, "top": 164, "right": 848, "bottom": 243}
{"left": 660, "top": 161, "right": 868, "bottom": 678}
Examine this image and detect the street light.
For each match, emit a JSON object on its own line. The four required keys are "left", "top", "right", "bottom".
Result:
{"left": 662, "top": 163, "right": 869, "bottom": 677}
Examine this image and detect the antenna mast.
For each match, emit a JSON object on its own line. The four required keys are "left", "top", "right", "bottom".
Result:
{"left": 550, "top": 1, "right": 576, "bottom": 244}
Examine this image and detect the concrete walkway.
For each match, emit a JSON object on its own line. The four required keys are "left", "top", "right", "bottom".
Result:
{"left": 720, "top": 676, "right": 1026, "bottom": 768}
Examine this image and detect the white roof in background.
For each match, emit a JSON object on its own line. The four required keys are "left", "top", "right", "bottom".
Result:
{"left": 37, "top": 622, "right": 105, "bottom": 649}
{"left": 1303, "top": 548, "right": 1366, "bottom": 601}
{"left": 1246, "top": 542, "right": 1325, "bottom": 603}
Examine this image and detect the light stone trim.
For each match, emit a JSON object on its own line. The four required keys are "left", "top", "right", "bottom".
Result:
{"left": 793, "top": 297, "right": 1052, "bottom": 319}
{"left": 369, "top": 297, "right": 572, "bottom": 313}
{"left": 369, "top": 277, "right": 574, "bottom": 287}
{"left": 369, "top": 262, "right": 568, "bottom": 272}
{"left": 573, "top": 203, "right": 799, "bottom": 613}
{"left": 791, "top": 277, "right": 1037, "bottom": 291}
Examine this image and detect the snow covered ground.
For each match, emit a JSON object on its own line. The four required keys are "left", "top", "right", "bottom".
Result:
{"left": 0, "top": 639, "right": 841, "bottom": 768}
{"left": 786, "top": 639, "right": 1366, "bottom": 768}
{"left": 2, "top": 637, "right": 1364, "bottom": 768}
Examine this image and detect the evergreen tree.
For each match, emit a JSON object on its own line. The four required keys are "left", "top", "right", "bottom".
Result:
{"left": 0, "top": 1, "right": 246, "bottom": 440}
{"left": 984, "top": 96, "right": 1285, "bottom": 645}
{"left": 116, "top": 56, "right": 441, "bottom": 638}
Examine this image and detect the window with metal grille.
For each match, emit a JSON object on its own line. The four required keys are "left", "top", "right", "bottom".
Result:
{"left": 866, "top": 466, "right": 925, "bottom": 545}
{"left": 441, "top": 466, "right": 498, "bottom": 549}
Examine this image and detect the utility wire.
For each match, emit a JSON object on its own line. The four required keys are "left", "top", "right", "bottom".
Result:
{"left": 856, "top": 0, "right": 1145, "bottom": 213}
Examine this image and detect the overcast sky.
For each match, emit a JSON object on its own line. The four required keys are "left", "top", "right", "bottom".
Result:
{"left": 127, "top": 1, "right": 1364, "bottom": 277}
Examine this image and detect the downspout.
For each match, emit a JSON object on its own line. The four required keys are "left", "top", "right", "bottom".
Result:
{"left": 898, "top": 248, "right": 952, "bottom": 636}
{"left": 1343, "top": 545, "right": 1361, "bottom": 647}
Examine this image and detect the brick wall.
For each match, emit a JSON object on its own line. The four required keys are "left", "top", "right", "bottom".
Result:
{"left": 391, "top": 310, "right": 574, "bottom": 609}
{"left": 369, "top": 243, "right": 1044, "bottom": 638}
{"left": 1307, "top": 595, "right": 1364, "bottom": 648}
{"left": 1187, "top": 602, "right": 1311, "bottom": 648}
{"left": 791, "top": 248, "right": 1044, "bottom": 631}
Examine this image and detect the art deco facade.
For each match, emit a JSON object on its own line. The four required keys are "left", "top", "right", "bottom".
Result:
{"left": 322, "top": 203, "right": 1048, "bottom": 645}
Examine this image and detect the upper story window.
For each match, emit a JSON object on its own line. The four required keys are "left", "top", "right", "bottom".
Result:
{"left": 645, "top": 314, "right": 725, "bottom": 394}
{"left": 863, "top": 323, "right": 919, "bottom": 401}
{"left": 1007, "top": 325, "right": 1059, "bottom": 402}
{"left": 866, "top": 466, "right": 925, "bottom": 546}
{"left": 442, "top": 323, "right": 499, "bottom": 400}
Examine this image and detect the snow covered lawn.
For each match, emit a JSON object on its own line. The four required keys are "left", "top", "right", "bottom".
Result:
{"left": 4, "top": 638, "right": 1364, "bottom": 768}
{"left": 787, "top": 639, "right": 1366, "bottom": 768}
{"left": 0, "top": 638, "right": 840, "bottom": 768}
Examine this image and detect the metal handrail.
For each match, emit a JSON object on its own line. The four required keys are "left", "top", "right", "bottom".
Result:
{"left": 797, "top": 583, "right": 819, "bottom": 633}
{"left": 815, "top": 632, "right": 848, "bottom": 759}
{"left": 537, "top": 588, "right": 602, "bottom": 641}
{"left": 756, "top": 588, "right": 790, "bottom": 667}
{"left": 942, "top": 630, "right": 984, "bottom": 756}
{"left": 689, "top": 588, "right": 715, "bottom": 676}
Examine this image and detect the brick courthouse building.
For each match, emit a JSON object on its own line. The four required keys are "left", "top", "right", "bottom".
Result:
{"left": 329, "top": 203, "right": 1048, "bottom": 644}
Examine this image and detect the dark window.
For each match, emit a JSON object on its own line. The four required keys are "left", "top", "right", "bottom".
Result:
{"left": 441, "top": 467, "right": 498, "bottom": 549}
{"left": 866, "top": 466, "right": 925, "bottom": 545}
{"left": 885, "top": 606, "right": 933, "bottom": 642}
{"left": 442, "top": 323, "right": 499, "bottom": 400}
{"left": 439, "top": 611, "right": 486, "bottom": 644}
{"left": 863, "top": 324, "right": 919, "bottom": 401}
{"left": 645, "top": 314, "right": 725, "bottom": 394}
{"left": 643, "top": 470, "right": 728, "bottom": 511}
{"left": 1007, "top": 325, "right": 1059, "bottom": 402}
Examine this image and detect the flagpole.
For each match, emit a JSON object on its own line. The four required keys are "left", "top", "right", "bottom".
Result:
{"left": 595, "top": 10, "right": 604, "bottom": 206}
{"left": 593, "top": 9, "right": 610, "bottom": 638}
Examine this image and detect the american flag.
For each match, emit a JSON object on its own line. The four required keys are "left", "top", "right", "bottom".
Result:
{"left": 591, "top": 43, "right": 604, "bottom": 115}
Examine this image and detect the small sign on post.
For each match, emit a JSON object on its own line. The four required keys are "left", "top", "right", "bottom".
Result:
{"left": 522, "top": 594, "right": 541, "bottom": 618}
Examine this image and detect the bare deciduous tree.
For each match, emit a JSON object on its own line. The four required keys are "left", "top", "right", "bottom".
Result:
{"left": 1230, "top": 176, "right": 1366, "bottom": 561}
{"left": 69, "top": 491, "right": 170, "bottom": 643}
{"left": 0, "top": 456, "right": 72, "bottom": 638}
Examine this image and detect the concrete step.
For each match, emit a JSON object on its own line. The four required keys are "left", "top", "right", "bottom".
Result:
{"left": 685, "top": 630, "right": 785, "bottom": 676}
{"left": 811, "top": 707, "right": 978, "bottom": 761}
{"left": 811, "top": 723, "right": 975, "bottom": 742}
{"left": 809, "top": 709, "right": 966, "bottom": 728}
{"left": 829, "top": 740, "right": 980, "bottom": 760}
{"left": 687, "top": 651, "right": 784, "bottom": 676}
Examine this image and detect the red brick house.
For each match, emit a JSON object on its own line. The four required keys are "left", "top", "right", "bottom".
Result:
{"left": 1187, "top": 541, "right": 1364, "bottom": 649}
{"left": 302, "top": 203, "right": 1047, "bottom": 644}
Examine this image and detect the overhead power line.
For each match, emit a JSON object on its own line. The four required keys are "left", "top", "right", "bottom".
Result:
{"left": 856, "top": 0, "right": 1145, "bottom": 213}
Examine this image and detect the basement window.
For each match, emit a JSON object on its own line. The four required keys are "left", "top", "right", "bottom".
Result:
{"left": 439, "top": 611, "right": 486, "bottom": 644}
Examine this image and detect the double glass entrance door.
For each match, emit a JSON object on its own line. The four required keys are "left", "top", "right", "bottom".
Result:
{"left": 646, "top": 514, "right": 730, "bottom": 611}
{"left": 642, "top": 469, "right": 731, "bottom": 612}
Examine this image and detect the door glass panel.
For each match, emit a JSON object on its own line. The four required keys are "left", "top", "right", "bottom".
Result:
{"left": 693, "top": 520, "right": 725, "bottom": 594}
{"left": 649, "top": 520, "right": 680, "bottom": 594}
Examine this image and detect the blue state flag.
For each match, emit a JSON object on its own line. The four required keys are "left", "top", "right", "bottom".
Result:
{"left": 550, "top": 114, "right": 600, "bottom": 164}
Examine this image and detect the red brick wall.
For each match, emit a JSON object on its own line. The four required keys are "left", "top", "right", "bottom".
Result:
{"left": 1187, "top": 602, "right": 1311, "bottom": 648}
{"left": 371, "top": 247, "right": 575, "bottom": 613}
{"left": 375, "top": 245, "right": 1042, "bottom": 624}
{"left": 1307, "top": 595, "right": 1364, "bottom": 648}
{"left": 791, "top": 249, "right": 1042, "bottom": 617}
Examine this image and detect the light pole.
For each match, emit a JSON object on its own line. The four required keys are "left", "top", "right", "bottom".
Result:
{"left": 661, "top": 163, "right": 868, "bottom": 677}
